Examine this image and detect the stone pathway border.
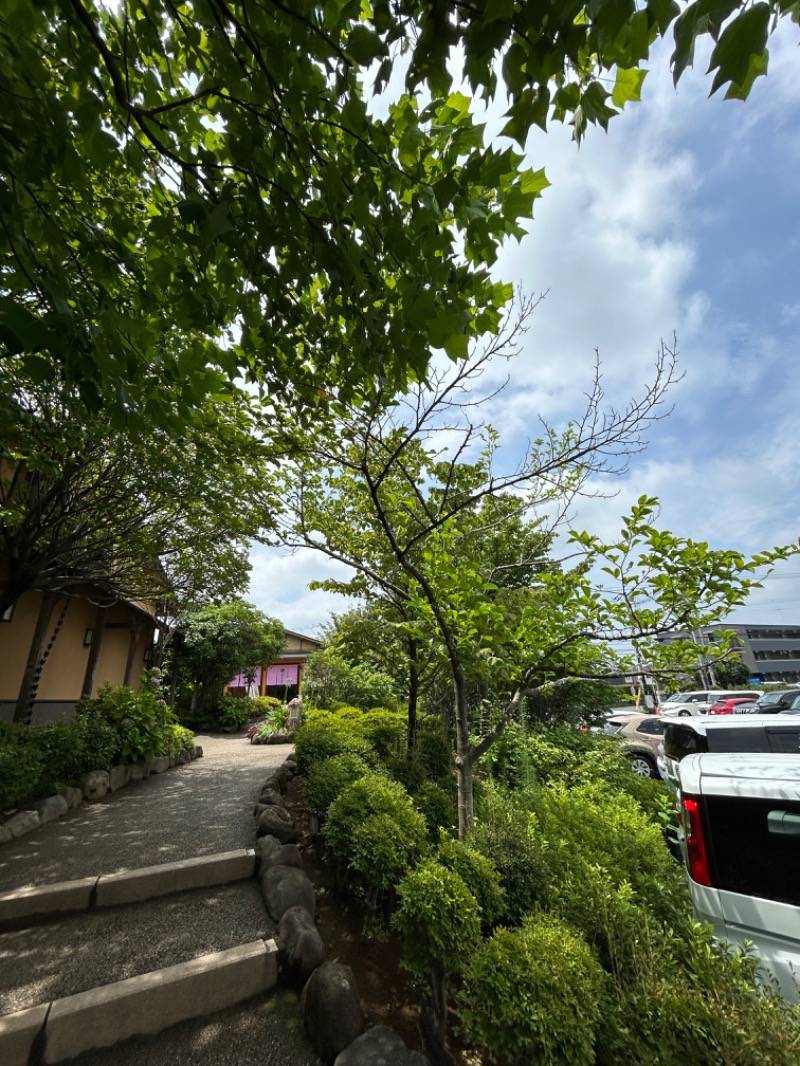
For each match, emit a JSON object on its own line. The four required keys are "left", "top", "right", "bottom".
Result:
{"left": 0, "top": 747, "right": 203, "bottom": 845}
{"left": 0, "top": 848, "right": 255, "bottom": 930}
{"left": 0, "top": 938, "right": 279, "bottom": 1066}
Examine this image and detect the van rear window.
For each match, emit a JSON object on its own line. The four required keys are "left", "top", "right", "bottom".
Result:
{"left": 664, "top": 725, "right": 706, "bottom": 760}
{"left": 706, "top": 728, "right": 800, "bottom": 756}
{"left": 704, "top": 795, "right": 800, "bottom": 905}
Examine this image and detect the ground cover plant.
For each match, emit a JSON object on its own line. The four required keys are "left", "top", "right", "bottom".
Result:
{"left": 0, "top": 681, "right": 194, "bottom": 811}
{"left": 296, "top": 707, "right": 800, "bottom": 1065}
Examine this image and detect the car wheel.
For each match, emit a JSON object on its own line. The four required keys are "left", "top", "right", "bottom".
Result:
{"left": 678, "top": 710, "right": 691, "bottom": 717}
{"left": 628, "top": 753, "right": 657, "bottom": 778}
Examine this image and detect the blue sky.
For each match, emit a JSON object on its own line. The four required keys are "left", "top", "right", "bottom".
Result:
{"left": 250, "top": 25, "right": 800, "bottom": 636}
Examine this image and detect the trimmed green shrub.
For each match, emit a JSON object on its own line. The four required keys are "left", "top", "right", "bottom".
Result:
{"left": 293, "top": 719, "right": 377, "bottom": 776}
{"left": 393, "top": 859, "right": 480, "bottom": 979}
{"left": 414, "top": 780, "right": 457, "bottom": 840}
{"left": 471, "top": 784, "right": 553, "bottom": 922}
{"left": 305, "top": 752, "right": 374, "bottom": 817}
{"left": 251, "top": 695, "right": 283, "bottom": 715}
{"left": 0, "top": 733, "right": 44, "bottom": 810}
{"left": 215, "top": 695, "right": 252, "bottom": 729}
{"left": 359, "top": 708, "right": 406, "bottom": 759}
{"left": 457, "top": 914, "right": 604, "bottom": 1066}
{"left": 161, "top": 723, "right": 195, "bottom": 756}
{"left": 414, "top": 720, "right": 454, "bottom": 780}
{"left": 437, "top": 837, "right": 505, "bottom": 927}
{"left": 325, "top": 774, "right": 427, "bottom": 898}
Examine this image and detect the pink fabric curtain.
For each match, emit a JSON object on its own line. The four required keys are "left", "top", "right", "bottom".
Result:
{"left": 266, "top": 664, "right": 299, "bottom": 686}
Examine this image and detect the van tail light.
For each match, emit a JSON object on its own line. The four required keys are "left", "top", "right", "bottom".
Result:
{"left": 682, "top": 794, "right": 712, "bottom": 886}
{"left": 654, "top": 705, "right": 659, "bottom": 715}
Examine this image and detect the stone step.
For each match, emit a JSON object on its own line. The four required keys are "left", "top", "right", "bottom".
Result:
{"left": 0, "top": 878, "right": 273, "bottom": 1017}
{"left": 0, "top": 848, "right": 256, "bottom": 929}
{"left": 0, "top": 937, "right": 279, "bottom": 1066}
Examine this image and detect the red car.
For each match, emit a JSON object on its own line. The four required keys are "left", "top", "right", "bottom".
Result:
{"left": 706, "top": 697, "right": 759, "bottom": 716}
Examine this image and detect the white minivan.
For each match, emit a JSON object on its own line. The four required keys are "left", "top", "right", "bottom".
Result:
{"left": 678, "top": 752, "right": 800, "bottom": 1000}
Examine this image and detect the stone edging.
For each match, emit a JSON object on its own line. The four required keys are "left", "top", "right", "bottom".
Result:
{"left": 0, "top": 939, "right": 278, "bottom": 1066}
{"left": 0, "top": 848, "right": 255, "bottom": 930}
{"left": 254, "top": 757, "right": 429, "bottom": 1066}
{"left": 0, "top": 745, "right": 203, "bottom": 846}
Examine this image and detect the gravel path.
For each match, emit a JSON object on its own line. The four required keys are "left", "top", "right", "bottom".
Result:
{"left": 0, "top": 734, "right": 324, "bottom": 1066}
{"left": 0, "top": 734, "right": 292, "bottom": 891}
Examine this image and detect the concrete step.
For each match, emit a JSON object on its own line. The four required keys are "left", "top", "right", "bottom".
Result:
{"left": 1, "top": 938, "right": 279, "bottom": 1066}
{"left": 0, "top": 848, "right": 256, "bottom": 929}
{"left": 0, "top": 879, "right": 272, "bottom": 1016}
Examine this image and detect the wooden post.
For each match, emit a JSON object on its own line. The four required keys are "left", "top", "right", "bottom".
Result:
{"left": 123, "top": 616, "right": 146, "bottom": 687}
{"left": 81, "top": 605, "right": 108, "bottom": 697}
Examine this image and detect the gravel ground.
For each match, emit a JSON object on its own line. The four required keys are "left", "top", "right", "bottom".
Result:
{"left": 0, "top": 735, "right": 292, "bottom": 891}
{"left": 0, "top": 734, "right": 324, "bottom": 1066}
{"left": 0, "top": 880, "right": 272, "bottom": 1014}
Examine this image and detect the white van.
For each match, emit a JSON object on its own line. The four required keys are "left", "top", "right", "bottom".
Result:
{"left": 678, "top": 752, "right": 800, "bottom": 1000}
{"left": 659, "top": 689, "right": 760, "bottom": 717}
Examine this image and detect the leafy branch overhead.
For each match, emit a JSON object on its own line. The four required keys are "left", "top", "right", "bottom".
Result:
{"left": 1, "top": 1, "right": 794, "bottom": 422}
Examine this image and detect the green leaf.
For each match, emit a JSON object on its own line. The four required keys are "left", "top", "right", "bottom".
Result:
{"left": 347, "top": 24, "right": 388, "bottom": 65}
{"left": 708, "top": 3, "right": 770, "bottom": 95}
{"left": 611, "top": 68, "right": 648, "bottom": 108}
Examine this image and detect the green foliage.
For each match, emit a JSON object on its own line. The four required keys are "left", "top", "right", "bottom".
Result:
{"left": 415, "top": 719, "right": 454, "bottom": 781}
{"left": 325, "top": 774, "right": 427, "bottom": 898}
{"left": 292, "top": 719, "right": 377, "bottom": 777}
{"left": 457, "top": 914, "right": 604, "bottom": 1066}
{"left": 471, "top": 784, "right": 554, "bottom": 923}
{"left": 160, "top": 723, "right": 195, "bottom": 758}
{"left": 75, "top": 682, "right": 177, "bottom": 764}
{"left": 251, "top": 695, "right": 284, "bottom": 716}
{"left": 0, "top": 691, "right": 195, "bottom": 810}
{"left": 215, "top": 695, "right": 252, "bottom": 730}
{"left": 437, "top": 837, "right": 505, "bottom": 927}
{"left": 0, "top": 725, "right": 44, "bottom": 810}
{"left": 305, "top": 753, "right": 373, "bottom": 818}
{"left": 414, "top": 781, "right": 458, "bottom": 840}
{"left": 303, "top": 651, "right": 400, "bottom": 712}
{"left": 172, "top": 600, "right": 284, "bottom": 717}
{"left": 392, "top": 859, "right": 480, "bottom": 980}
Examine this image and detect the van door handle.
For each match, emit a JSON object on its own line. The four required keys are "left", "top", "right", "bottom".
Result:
{"left": 767, "top": 811, "right": 800, "bottom": 835}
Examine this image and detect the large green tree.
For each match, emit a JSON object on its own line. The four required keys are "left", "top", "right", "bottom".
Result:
{"left": 169, "top": 598, "right": 285, "bottom": 716}
{"left": 1, "top": 2, "right": 794, "bottom": 421}
{"left": 276, "top": 321, "right": 794, "bottom": 835}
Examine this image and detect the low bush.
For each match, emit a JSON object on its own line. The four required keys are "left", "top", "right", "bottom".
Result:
{"left": 471, "top": 784, "right": 553, "bottom": 922}
{"left": 161, "top": 722, "right": 195, "bottom": 756}
{"left": 305, "top": 752, "right": 374, "bottom": 818}
{"left": 325, "top": 774, "right": 427, "bottom": 900}
{"left": 393, "top": 858, "right": 480, "bottom": 1039}
{"left": 457, "top": 914, "right": 604, "bottom": 1066}
{"left": 250, "top": 695, "right": 284, "bottom": 716}
{"left": 215, "top": 695, "right": 252, "bottom": 730}
{"left": 293, "top": 718, "right": 377, "bottom": 776}
{"left": 413, "top": 780, "right": 458, "bottom": 840}
{"left": 0, "top": 730, "right": 44, "bottom": 810}
{"left": 437, "top": 837, "right": 505, "bottom": 927}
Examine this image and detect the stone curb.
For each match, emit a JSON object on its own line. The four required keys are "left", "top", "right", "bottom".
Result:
{"left": 0, "top": 939, "right": 279, "bottom": 1066}
{"left": 0, "top": 745, "right": 202, "bottom": 846}
{"left": 0, "top": 849, "right": 255, "bottom": 930}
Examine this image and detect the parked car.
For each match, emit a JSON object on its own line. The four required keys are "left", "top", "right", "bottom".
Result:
{"left": 735, "top": 690, "right": 800, "bottom": 714}
{"left": 661, "top": 714, "right": 800, "bottom": 791}
{"left": 706, "top": 696, "right": 759, "bottom": 716}
{"left": 604, "top": 711, "right": 664, "bottom": 778}
{"left": 659, "top": 689, "right": 761, "bottom": 717}
{"left": 677, "top": 752, "right": 800, "bottom": 1000}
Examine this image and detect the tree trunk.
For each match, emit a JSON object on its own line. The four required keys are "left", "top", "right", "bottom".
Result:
{"left": 453, "top": 669, "right": 474, "bottom": 839}
{"left": 81, "top": 604, "right": 108, "bottom": 697}
{"left": 14, "top": 591, "right": 60, "bottom": 723}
